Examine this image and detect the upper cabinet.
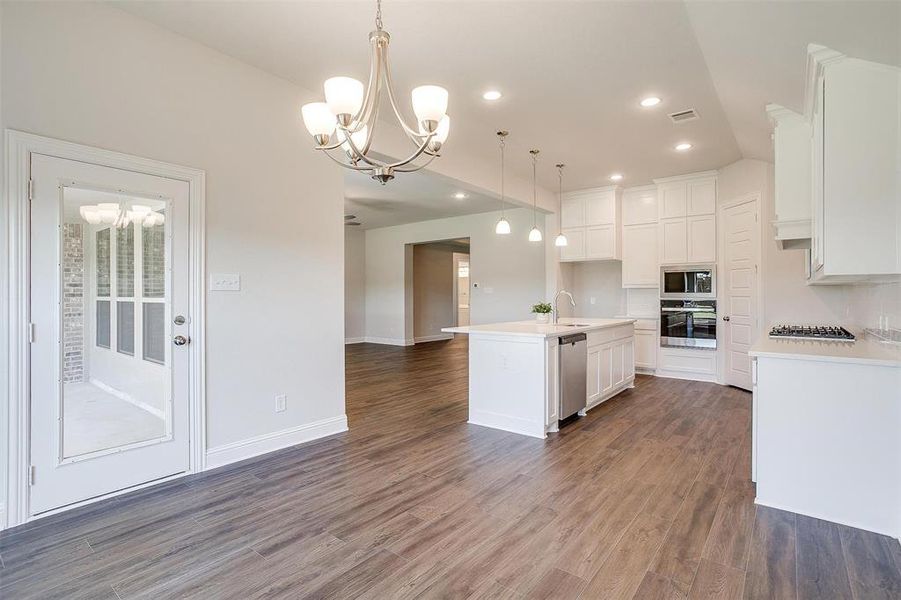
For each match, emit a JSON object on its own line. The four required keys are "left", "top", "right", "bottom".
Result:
{"left": 768, "top": 45, "right": 901, "bottom": 283}
{"left": 654, "top": 172, "right": 717, "bottom": 265}
{"left": 559, "top": 186, "right": 622, "bottom": 262}
{"left": 622, "top": 185, "right": 659, "bottom": 287}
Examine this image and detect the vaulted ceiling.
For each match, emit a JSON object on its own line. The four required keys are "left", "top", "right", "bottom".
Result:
{"left": 119, "top": 1, "right": 900, "bottom": 192}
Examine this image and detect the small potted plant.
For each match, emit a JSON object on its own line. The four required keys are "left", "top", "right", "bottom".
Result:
{"left": 531, "top": 302, "right": 552, "bottom": 324}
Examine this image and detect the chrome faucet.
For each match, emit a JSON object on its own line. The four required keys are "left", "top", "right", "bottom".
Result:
{"left": 553, "top": 290, "right": 576, "bottom": 324}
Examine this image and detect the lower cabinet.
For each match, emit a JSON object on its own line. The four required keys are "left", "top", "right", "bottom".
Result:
{"left": 587, "top": 333, "right": 635, "bottom": 409}
{"left": 634, "top": 329, "right": 657, "bottom": 369}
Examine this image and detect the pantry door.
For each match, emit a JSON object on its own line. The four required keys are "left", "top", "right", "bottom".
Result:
{"left": 29, "top": 153, "right": 191, "bottom": 515}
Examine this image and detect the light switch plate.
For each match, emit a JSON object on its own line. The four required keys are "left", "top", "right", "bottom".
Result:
{"left": 210, "top": 273, "right": 240, "bottom": 291}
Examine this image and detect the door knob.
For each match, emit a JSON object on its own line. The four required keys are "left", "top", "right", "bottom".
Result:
{"left": 722, "top": 316, "right": 730, "bottom": 322}
{"left": 173, "top": 335, "right": 190, "bottom": 346}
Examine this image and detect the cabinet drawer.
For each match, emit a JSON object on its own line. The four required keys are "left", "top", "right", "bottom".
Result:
{"left": 587, "top": 324, "right": 634, "bottom": 347}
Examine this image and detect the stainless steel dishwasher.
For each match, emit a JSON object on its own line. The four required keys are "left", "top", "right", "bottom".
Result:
{"left": 558, "top": 332, "right": 587, "bottom": 420}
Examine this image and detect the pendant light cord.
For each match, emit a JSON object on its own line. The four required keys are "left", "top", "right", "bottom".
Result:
{"left": 557, "top": 164, "right": 565, "bottom": 228}
{"left": 499, "top": 133, "right": 506, "bottom": 217}
{"left": 531, "top": 151, "right": 538, "bottom": 227}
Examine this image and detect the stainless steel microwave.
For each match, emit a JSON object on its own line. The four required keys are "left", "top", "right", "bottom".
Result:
{"left": 660, "top": 265, "right": 716, "bottom": 299}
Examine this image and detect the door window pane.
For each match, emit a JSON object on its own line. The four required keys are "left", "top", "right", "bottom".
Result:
{"left": 117, "top": 300, "right": 134, "bottom": 355}
{"left": 142, "top": 215, "right": 165, "bottom": 298}
{"left": 116, "top": 226, "right": 134, "bottom": 297}
{"left": 96, "top": 228, "right": 111, "bottom": 296}
{"left": 96, "top": 300, "right": 110, "bottom": 348}
{"left": 142, "top": 303, "right": 165, "bottom": 364}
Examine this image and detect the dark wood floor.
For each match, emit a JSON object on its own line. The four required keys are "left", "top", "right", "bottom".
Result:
{"left": 3, "top": 336, "right": 901, "bottom": 599}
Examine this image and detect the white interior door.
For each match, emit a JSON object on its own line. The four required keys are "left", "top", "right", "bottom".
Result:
{"left": 722, "top": 198, "right": 759, "bottom": 390}
{"left": 454, "top": 253, "right": 470, "bottom": 326}
{"left": 29, "top": 153, "right": 191, "bottom": 515}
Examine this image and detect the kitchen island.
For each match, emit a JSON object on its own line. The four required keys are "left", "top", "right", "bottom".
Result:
{"left": 443, "top": 318, "right": 635, "bottom": 438}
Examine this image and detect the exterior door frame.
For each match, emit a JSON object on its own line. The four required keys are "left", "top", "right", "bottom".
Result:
{"left": 716, "top": 191, "right": 764, "bottom": 388}
{"left": 2, "top": 130, "right": 206, "bottom": 529}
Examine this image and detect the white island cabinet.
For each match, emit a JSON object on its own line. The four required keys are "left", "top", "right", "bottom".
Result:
{"left": 443, "top": 318, "right": 635, "bottom": 438}
{"left": 749, "top": 335, "right": 901, "bottom": 538}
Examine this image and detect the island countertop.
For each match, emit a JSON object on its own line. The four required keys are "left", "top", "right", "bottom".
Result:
{"left": 442, "top": 317, "right": 635, "bottom": 339}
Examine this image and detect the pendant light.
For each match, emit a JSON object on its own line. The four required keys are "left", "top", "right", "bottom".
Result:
{"left": 528, "top": 149, "right": 542, "bottom": 242}
{"left": 554, "top": 163, "right": 568, "bottom": 247}
{"left": 495, "top": 131, "right": 511, "bottom": 235}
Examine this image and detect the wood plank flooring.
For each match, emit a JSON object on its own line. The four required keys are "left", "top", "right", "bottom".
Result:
{"left": 2, "top": 335, "right": 900, "bottom": 599}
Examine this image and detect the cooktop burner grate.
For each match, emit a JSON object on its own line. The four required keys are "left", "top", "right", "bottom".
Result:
{"left": 769, "top": 325, "right": 855, "bottom": 342}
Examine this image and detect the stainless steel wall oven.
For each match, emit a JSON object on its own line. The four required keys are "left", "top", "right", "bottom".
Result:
{"left": 660, "top": 299, "right": 717, "bottom": 349}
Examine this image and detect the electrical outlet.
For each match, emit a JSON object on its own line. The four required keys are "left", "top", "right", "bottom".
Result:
{"left": 590, "top": 297, "right": 596, "bottom": 305}
{"left": 275, "top": 394, "right": 287, "bottom": 413}
{"left": 210, "top": 273, "right": 240, "bottom": 291}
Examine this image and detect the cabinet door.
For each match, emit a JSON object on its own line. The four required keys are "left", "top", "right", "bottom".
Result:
{"left": 687, "top": 179, "right": 716, "bottom": 216}
{"left": 622, "top": 224, "right": 658, "bottom": 287}
{"left": 586, "top": 190, "right": 616, "bottom": 225}
{"left": 586, "top": 224, "right": 615, "bottom": 259}
{"left": 634, "top": 330, "right": 657, "bottom": 368}
{"left": 611, "top": 342, "right": 624, "bottom": 388}
{"left": 559, "top": 228, "right": 585, "bottom": 261}
{"left": 561, "top": 196, "right": 586, "bottom": 228}
{"left": 587, "top": 346, "right": 601, "bottom": 405}
{"left": 811, "top": 75, "right": 825, "bottom": 271}
{"left": 687, "top": 214, "right": 716, "bottom": 262}
{"left": 659, "top": 218, "right": 688, "bottom": 264}
{"left": 623, "top": 188, "right": 658, "bottom": 225}
{"left": 622, "top": 339, "right": 635, "bottom": 380}
{"left": 658, "top": 183, "right": 687, "bottom": 219}
{"left": 600, "top": 345, "right": 613, "bottom": 395}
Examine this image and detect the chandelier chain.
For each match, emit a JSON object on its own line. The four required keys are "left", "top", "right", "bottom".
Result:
{"left": 375, "top": 0, "right": 384, "bottom": 31}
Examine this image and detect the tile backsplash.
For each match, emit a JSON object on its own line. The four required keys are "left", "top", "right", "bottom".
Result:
{"left": 848, "top": 281, "right": 901, "bottom": 331}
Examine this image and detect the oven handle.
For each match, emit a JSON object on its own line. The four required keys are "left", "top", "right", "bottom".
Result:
{"left": 661, "top": 307, "right": 714, "bottom": 312}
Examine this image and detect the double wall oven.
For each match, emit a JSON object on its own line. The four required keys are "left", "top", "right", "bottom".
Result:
{"left": 660, "top": 265, "right": 717, "bottom": 349}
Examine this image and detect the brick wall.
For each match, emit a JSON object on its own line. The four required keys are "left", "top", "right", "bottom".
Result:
{"left": 63, "top": 223, "right": 85, "bottom": 383}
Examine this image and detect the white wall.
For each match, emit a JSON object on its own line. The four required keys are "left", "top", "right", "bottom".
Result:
{"left": 0, "top": 0, "right": 347, "bottom": 504}
{"left": 344, "top": 229, "right": 366, "bottom": 342}
{"left": 413, "top": 244, "right": 456, "bottom": 341}
{"left": 365, "top": 208, "right": 546, "bottom": 344}
{"left": 717, "top": 158, "right": 851, "bottom": 326}
{"left": 564, "top": 261, "right": 626, "bottom": 318}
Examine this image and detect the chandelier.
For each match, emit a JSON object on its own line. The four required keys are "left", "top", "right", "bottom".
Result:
{"left": 300, "top": 0, "right": 450, "bottom": 184}
{"left": 79, "top": 203, "right": 164, "bottom": 229}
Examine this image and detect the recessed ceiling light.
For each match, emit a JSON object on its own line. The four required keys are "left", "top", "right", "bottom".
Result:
{"left": 609, "top": 173, "right": 623, "bottom": 182}
{"left": 454, "top": 192, "right": 467, "bottom": 199}
{"left": 482, "top": 90, "right": 502, "bottom": 101}
{"left": 675, "top": 142, "right": 693, "bottom": 151}
{"left": 640, "top": 96, "right": 661, "bottom": 107}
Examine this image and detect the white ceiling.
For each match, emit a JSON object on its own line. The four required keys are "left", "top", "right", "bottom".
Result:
{"left": 117, "top": 1, "right": 899, "bottom": 195}
{"left": 344, "top": 167, "right": 507, "bottom": 230}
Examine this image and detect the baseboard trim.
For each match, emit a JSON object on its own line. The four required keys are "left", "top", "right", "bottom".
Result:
{"left": 363, "top": 336, "right": 413, "bottom": 346}
{"left": 344, "top": 337, "right": 365, "bottom": 344}
{"left": 205, "top": 415, "right": 348, "bottom": 470}
{"left": 653, "top": 370, "right": 718, "bottom": 384}
{"left": 755, "top": 496, "right": 900, "bottom": 541}
{"left": 468, "top": 410, "right": 546, "bottom": 439}
{"left": 414, "top": 334, "right": 454, "bottom": 343}
{"left": 89, "top": 378, "right": 166, "bottom": 419}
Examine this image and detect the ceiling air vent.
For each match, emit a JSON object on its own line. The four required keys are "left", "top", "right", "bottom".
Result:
{"left": 668, "top": 109, "right": 699, "bottom": 124}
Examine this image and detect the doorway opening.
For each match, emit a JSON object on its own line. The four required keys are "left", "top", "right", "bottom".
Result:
{"left": 409, "top": 238, "right": 470, "bottom": 344}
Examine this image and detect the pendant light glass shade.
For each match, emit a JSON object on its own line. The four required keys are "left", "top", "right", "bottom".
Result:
{"left": 336, "top": 125, "right": 369, "bottom": 154}
{"left": 495, "top": 131, "right": 510, "bottom": 236}
{"left": 554, "top": 163, "right": 567, "bottom": 247}
{"left": 496, "top": 217, "right": 511, "bottom": 235}
{"left": 555, "top": 232, "right": 568, "bottom": 247}
{"left": 529, "top": 226, "right": 543, "bottom": 242}
{"left": 411, "top": 85, "right": 449, "bottom": 127}
{"left": 324, "top": 76, "right": 365, "bottom": 118}
{"left": 301, "top": 102, "right": 336, "bottom": 137}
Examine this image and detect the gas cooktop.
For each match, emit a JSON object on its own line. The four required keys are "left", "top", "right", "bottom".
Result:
{"left": 769, "top": 325, "right": 856, "bottom": 342}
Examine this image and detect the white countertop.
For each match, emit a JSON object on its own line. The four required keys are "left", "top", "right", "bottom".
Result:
{"left": 442, "top": 317, "right": 636, "bottom": 339}
{"left": 749, "top": 331, "right": 901, "bottom": 368}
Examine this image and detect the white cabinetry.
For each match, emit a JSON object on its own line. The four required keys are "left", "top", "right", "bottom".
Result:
{"left": 766, "top": 104, "right": 812, "bottom": 248}
{"left": 632, "top": 319, "right": 657, "bottom": 371}
{"left": 586, "top": 324, "right": 635, "bottom": 410}
{"left": 621, "top": 186, "right": 659, "bottom": 288}
{"left": 808, "top": 48, "right": 901, "bottom": 282}
{"left": 559, "top": 186, "right": 622, "bottom": 262}
{"left": 654, "top": 172, "right": 717, "bottom": 265}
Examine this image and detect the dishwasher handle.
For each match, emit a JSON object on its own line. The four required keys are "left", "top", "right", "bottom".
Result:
{"left": 559, "top": 333, "right": 587, "bottom": 345}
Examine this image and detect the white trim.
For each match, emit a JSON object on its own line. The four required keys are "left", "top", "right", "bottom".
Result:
{"left": 652, "top": 170, "right": 719, "bottom": 185}
{"left": 468, "top": 410, "right": 546, "bottom": 439}
{"left": 363, "top": 336, "right": 412, "bottom": 346}
{"left": 205, "top": 415, "right": 348, "bottom": 470}
{"left": 2, "top": 130, "right": 206, "bottom": 530}
{"left": 414, "top": 333, "right": 454, "bottom": 343}
{"left": 344, "top": 337, "right": 365, "bottom": 344}
{"left": 88, "top": 378, "right": 166, "bottom": 419}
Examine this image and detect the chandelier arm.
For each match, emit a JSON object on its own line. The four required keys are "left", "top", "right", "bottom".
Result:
{"left": 351, "top": 36, "right": 382, "bottom": 129}
{"left": 319, "top": 147, "right": 377, "bottom": 172}
{"left": 393, "top": 151, "right": 438, "bottom": 172}
{"left": 342, "top": 126, "right": 388, "bottom": 169}
{"left": 381, "top": 44, "right": 429, "bottom": 141}
{"left": 360, "top": 73, "right": 381, "bottom": 155}
{"left": 385, "top": 132, "right": 435, "bottom": 169}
